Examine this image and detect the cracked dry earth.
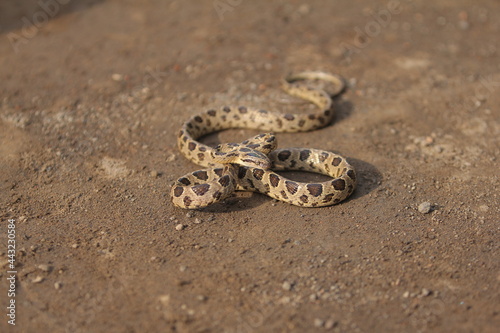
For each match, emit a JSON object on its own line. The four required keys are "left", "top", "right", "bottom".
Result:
{"left": 0, "top": 0, "right": 499, "bottom": 332}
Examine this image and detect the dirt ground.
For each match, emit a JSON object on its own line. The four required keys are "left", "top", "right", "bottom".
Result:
{"left": 0, "top": 0, "right": 499, "bottom": 332}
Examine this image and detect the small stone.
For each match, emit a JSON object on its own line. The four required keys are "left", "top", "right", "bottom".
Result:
{"left": 402, "top": 291, "right": 410, "bottom": 298}
{"left": 309, "top": 293, "right": 318, "bottom": 301}
{"left": 282, "top": 281, "right": 293, "bottom": 291}
{"left": 179, "top": 265, "right": 187, "bottom": 272}
{"left": 32, "top": 276, "right": 44, "bottom": 283}
{"left": 175, "top": 224, "right": 184, "bottom": 231}
{"left": 37, "top": 264, "right": 52, "bottom": 272}
{"left": 150, "top": 170, "right": 158, "bottom": 178}
{"left": 71, "top": 243, "right": 79, "bottom": 248}
{"left": 54, "top": 282, "right": 63, "bottom": 290}
{"left": 186, "top": 211, "right": 195, "bottom": 218}
{"left": 418, "top": 202, "right": 432, "bottom": 214}
{"left": 314, "top": 318, "right": 324, "bottom": 328}
{"left": 111, "top": 73, "right": 123, "bottom": 81}
{"left": 421, "top": 288, "right": 431, "bottom": 296}
{"left": 325, "top": 319, "right": 337, "bottom": 330}
{"left": 194, "top": 218, "right": 202, "bottom": 224}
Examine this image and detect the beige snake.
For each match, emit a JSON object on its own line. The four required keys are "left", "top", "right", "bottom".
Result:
{"left": 170, "top": 72, "right": 356, "bottom": 209}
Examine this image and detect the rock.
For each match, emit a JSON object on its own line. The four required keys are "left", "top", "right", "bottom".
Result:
{"left": 418, "top": 202, "right": 432, "bottom": 214}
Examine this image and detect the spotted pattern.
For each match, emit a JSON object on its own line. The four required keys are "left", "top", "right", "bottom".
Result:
{"left": 170, "top": 71, "right": 357, "bottom": 209}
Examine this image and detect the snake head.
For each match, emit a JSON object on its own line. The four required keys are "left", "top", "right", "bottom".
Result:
{"left": 212, "top": 144, "right": 272, "bottom": 169}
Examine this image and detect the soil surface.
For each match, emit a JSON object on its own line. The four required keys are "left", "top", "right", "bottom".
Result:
{"left": 1, "top": 0, "right": 499, "bottom": 332}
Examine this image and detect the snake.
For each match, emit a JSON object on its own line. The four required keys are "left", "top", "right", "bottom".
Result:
{"left": 170, "top": 71, "right": 357, "bottom": 209}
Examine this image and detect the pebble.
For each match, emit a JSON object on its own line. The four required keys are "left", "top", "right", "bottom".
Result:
{"left": 37, "top": 264, "right": 52, "bottom": 272}
{"left": 32, "top": 276, "right": 44, "bottom": 283}
{"left": 194, "top": 218, "right": 202, "bottom": 224}
{"left": 186, "top": 211, "right": 195, "bottom": 218}
{"left": 150, "top": 170, "right": 158, "bottom": 178}
{"left": 418, "top": 202, "right": 432, "bottom": 214}
{"left": 54, "top": 282, "right": 63, "bottom": 290}
{"left": 175, "top": 224, "right": 184, "bottom": 231}
{"left": 314, "top": 318, "right": 324, "bottom": 328}
{"left": 325, "top": 319, "right": 337, "bottom": 330}
{"left": 282, "top": 281, "right": 293, "bottom": 291}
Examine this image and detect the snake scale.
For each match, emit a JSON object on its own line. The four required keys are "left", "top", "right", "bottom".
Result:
{"left": 170, "top": 71, "right": 356, "bottom": 209}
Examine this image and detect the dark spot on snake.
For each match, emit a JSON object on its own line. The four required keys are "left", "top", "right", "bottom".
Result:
{"left": 322, "top": 193, "right": 334, "bottom": 203}
{"left": 277, "top": 150, "right": 291, "bottom": 161}
{"left": 238, "top": 106, "right": 248, "bottom": 113}
{"left": 178, "top": 130, "right": 184, "bottom": 138}
{"left": 333, "top": 198, "right": 341, "bottom": 204}
{"left": 193, "top": 170, "right": 208, "bottom": 181}
{"left": 242, "top": 140, "right": 249, "bottom": 145}
{"left": 188, "top": 142, "right": 197, "bottom": 151}
{"left": 307, "top": 184, "right": 323, "bottom": 197}
{"left": 290, "top": 160, "right": 297, "bottom": 168}
{"left": 187, "top": 123, "right": 193, "bottom": 129}
{"left": 233, "top": 115, "right": 240, "bottom": 120}
{"left": 324, "top": 110, "right": 331, "bottom": 116}
{"left": 221, "top": 115, "right": 227, "bottom": 121}
{"left": 332, "top": 179, "right": 346, "bottom": 191}
{"left": 192, "top": 183, "right": 210, "bottom": 196}
{"left": 214, "top": 168, "right": 224, "bottom": 177}
{"left": 218, "top": 175, "right": 231, "bottom": 187}
{"left": 308, "top": 114, "right": 316, "bottom": 120}
{"left": 263, "top": 183, "right": 270, "bottom": 193}
{"left": 223, "top": 106, "right": 231, "bottom": 112}
{"left": 240, "top": 147, "right": 251, "bottom": 152}
{"left": 300, "top": 195, "right": 308, "bottom": 203}
{"left": 285, "top": 181, "right": 299, "bottom": 194}
{"left": 213, "top": 191, "right": 222, "bottom": 200}
{"left": 173, "top": 186, "right": 184, "bottom": 197}
{"left": 348, "top": 184, "right": 354, "bottom": 194}
{"left": 194, "top": 116, "right": 203, "bottom": 123}
{"left": 332, "top": 157, "right": 342, "bottom": 166}
{"left": 247, "top": 144, "right": 260, "bottom": 149}
{"left": 182, "top": 136, "right": 188, "bottom": 142}
{"left": 237, "top": 167, "right": 247, "bottom": 179}
{"left": 266, "top": 136, "right": 275, "bottom": 142}
{"left": 269, "top": 174, "right": 280, "bottom": 187}
{"left": 183, "top": 196, "right": 192, "bottom": 207}
{"left": 298, "top": 119, "right": 305, "bottom": 127}
{"left": 197, "top": 153, "right": 205, "bottom": 161}
{"left": 299, "top": 150, "right": 311, "bottom": 161}
{"left": 347, "top": 169, "right": 356, "bottom": 181}
{"left": 284, "top": 114, "right": 295, "bottom": 121}
{"left": 207, "top": 109, "right": 216, "bottom": 117}
{"left": 311, "top": 202, "right": 318, "bottom": 207}
{"left": 318, "top": 116, "right": 325, "bottom": 123}
{"left": 259, "top": 109, "right": 268, "bottom": 114}
{"left": 276, "top": 119, "right": 283, "bottom": 128}
{"left": 262, "top": 144, "right": 273, "bottom": 150}
{"left": 179, "top": 177, "right": 191, "bottom": 186}
{"left": 319, "top": 152, "right": 329, "bottom": 162}
{"left": 280, "top": 190, "right": 288, "bottom": 199}
{"left": 199, "top": 146, "right": 207, "bottom": 152}
{"left": 253, "top": 169, "right": 264, "bottom": 180}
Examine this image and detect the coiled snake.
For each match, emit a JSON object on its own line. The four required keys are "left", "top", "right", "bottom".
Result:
{"left": 170, "top": 72, "right": 356, "bottom": 209}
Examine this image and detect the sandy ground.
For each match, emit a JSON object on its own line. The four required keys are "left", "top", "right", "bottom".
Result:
{"left": 0, "top": 0, "right": 499, "bottom": 332}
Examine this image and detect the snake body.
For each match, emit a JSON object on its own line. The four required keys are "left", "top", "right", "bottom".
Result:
{"left": 171, "top": 72, "right": 357, "bottom": 209}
